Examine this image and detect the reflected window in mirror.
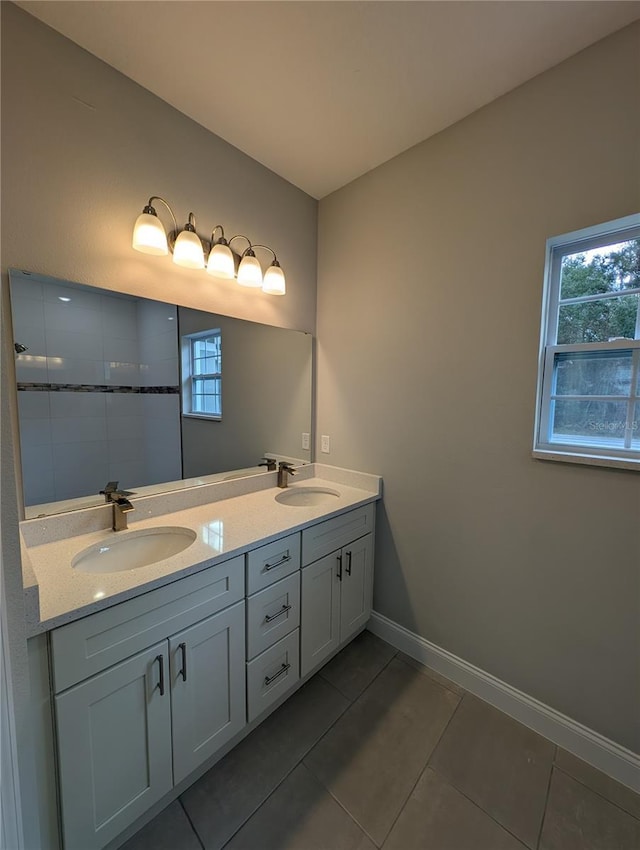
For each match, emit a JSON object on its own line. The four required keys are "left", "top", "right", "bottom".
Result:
{"left": 182, "top": 329, "right": 222, "bottom": 419}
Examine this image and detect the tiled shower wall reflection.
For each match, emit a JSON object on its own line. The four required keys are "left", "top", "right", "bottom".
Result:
{"left": 11, "top": 273, "right": 181, "bottom": 506}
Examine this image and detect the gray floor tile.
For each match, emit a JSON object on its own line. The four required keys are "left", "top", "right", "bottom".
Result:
{"left": 226, "top": 763, "right": 376, "bottom": 850}
{"left": 181, "top": 675, "right": 349, "bottom": 850}
{"left": 304, "top": 655, "right": 460, "bottom": 846}
{"left": 396, "top": 651, "right": 465, "bottom": 696}
{"left": 555, "top": 748, "right": 640, "bottom": 820}
{"left": 429, "top": 694, "right": 554, "bottom": 849}
{"left": 383, "top": 767, "right": 527, "bottom": 850}
{"left": 540, "top": 768, "right": 640, "bottom": 850}
{"left": 319, "top": 629, "right": 397, "bottom": 701}
{"left": 118, "top": 801, "right": 201, "bottom": 850}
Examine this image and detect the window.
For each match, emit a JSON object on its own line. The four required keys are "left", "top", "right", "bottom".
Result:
{"left": 534, "top": 214, "right": 640, "bottom": 470}
{"left": 181, "top": 329, "right": 222, "bottom": 419}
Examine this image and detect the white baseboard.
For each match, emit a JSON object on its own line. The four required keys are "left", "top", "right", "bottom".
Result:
{"left": 368, "top": 611, "right": 640, "bottom": 793}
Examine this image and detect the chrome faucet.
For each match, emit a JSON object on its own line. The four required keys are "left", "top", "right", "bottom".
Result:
{"left": 277, "top": 461, "right": 297, "bottom": 489}
{"left": 259, "top": 457, "right": 277, "bottom": 472}
{"left": 100, "top": 481, "right": 135, "bottom": 532}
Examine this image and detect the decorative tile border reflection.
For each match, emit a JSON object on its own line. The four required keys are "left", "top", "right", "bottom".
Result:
{"left": 17, "top": 383, "right": 180, "bottom": 394}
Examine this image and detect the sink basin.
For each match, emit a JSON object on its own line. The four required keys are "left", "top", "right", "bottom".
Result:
{"left": 72, "top": 527, "right": 197, "bottom": 574}
{"left": 275, "top": 486, "right": 340, "bottom": 507}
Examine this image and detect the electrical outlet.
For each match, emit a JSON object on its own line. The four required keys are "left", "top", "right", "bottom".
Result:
{"left": 321, "top": 434, "right": 330, "bottom": 454}
{"left": 301, "top": 432, "right": 310, "bottom": 450}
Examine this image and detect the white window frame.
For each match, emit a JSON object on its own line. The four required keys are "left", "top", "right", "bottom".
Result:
{"left": 533, "top": 213, "right": 640, "bottom": 471}
{"left": 181, "top": 329, "right": 222, "bottom": 420}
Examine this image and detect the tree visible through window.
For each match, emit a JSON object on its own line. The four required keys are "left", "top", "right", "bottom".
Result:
{"left": 535, "top": 215, "right": 640, "bottom": 468}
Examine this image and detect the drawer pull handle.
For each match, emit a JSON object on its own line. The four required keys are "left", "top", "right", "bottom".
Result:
{"left": 178, "top": 642, "right": 188, "bottom": 682}
{"left": 337, "top": 553, "right": 342, "bottom": 581}
{"left": 264, "top": 603, "right": 292, "bottom": 623}
{"left": 264, "top": 662, "right": 291, "bottom": 687}
{"left": 264, "top": 553, "right": 291, "bottom": 571}
{"left": 346, "top": 551, "right": 352, "bottom": 576}
{"left": 155, "top": 654, "right": 165, "bottom": 696}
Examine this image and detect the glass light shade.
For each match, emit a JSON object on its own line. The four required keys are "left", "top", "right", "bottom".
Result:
{"left": 237, "top": 254, "right": 263, "bottom": 287}
{"left": 132, "top": 213, "right": 168, "bottom": 256}
{"left": 262, "top": 264, "right": 286, "bottom": 295}
{"left": 173, "top": 229, "right": 205, "bottom": 269}
{"left": 206, "top": 243, "right": 235, "bottom": 278}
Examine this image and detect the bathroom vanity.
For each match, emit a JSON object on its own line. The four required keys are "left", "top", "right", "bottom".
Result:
{"left": 21, "top": 464, "right": 381, "bottom": 850}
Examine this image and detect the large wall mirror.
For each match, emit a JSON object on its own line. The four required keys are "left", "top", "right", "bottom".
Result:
{"left": 9, "top": 269, "right": 313, "bottom": 518}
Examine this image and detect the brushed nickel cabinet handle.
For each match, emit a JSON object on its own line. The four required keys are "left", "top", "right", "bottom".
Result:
{"left": 264, "top": 604, "right": 292, "bottom": 623}
{"left": 155, "top": 654, "right": 165, "bottom": 696}
{"left": 264, "top": 662, "right": 291, "bottom": 687}
{"left": 178, "top": 642, "right": 187, "bottom": 682}
{"left": 264, "top": 553, "right": 291, "bottom": 571}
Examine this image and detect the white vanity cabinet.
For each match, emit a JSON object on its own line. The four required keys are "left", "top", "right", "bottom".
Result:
{"left": 300, "top": 505, "right": 375, "bottom": 677}
{"left": 42, "top": 499, "right": 377, "bottom": 850}
{"left": 51, "top": 556, "right": 246, "bottom": 850}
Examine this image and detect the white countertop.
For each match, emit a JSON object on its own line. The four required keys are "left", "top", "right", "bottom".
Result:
{"left": 20, "top": 464, "right": 381, "bottom": 635}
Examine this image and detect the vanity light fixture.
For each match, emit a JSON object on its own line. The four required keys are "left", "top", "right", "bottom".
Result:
{"left": 132, "top": 197, "right": 175, "bottom": 256}
{"left": 230, "top": 237, "right": 287, "bottom": 295}
{"left": 237, "top": 247, "right": 263, "bottom": 288}
{"left": 172, "top": 213, "right": 205, "bottom": 270}
{"left": 206, "top": 226, "right": 235, "bottom": 279}
{"left": 132, "top": 196, "right": 286, "bottom": 295}
{"left": 249, "top": 245, "right": 286, "bottom": 295}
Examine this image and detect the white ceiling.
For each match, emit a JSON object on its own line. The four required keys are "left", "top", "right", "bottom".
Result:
{"left": 17, "top": 0, "right": 640, "bottom": 199}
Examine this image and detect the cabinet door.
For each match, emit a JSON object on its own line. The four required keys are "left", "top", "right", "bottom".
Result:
{"left": 55, "top": 642, "right": 172, "bottom": 850}
{"left": 340, "top": 534, "right": 374, "bottom": 644}
{"left": 170, "top": 601, "right": 246, "bottom": 785}
{"left": 300, "top": 551, "right": 341, "bottom": 678}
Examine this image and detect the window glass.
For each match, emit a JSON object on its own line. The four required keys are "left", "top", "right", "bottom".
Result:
{"left": 559, "top": 238, "right": 640, "bottom": 300}
{"left": 553, "top": 350, "right": 632, "bottom": 397}
{"left": 557, "top": 295, "right": 638, "bottom": 345}
{"left": 633, "top": 405, "right": 640, "bottom": 449}
{"left": 550, "top": 399, "right": 628, "bottom": 446}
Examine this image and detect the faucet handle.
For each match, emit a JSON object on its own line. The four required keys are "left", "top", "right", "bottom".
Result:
{"left": 278, "top": 461, "right": 296, "bottom": 474}
{"left": 259, "top": 458, "right": 277, "bottom": 471}
{"left": 100, "top": 481, "right": 134, "bottom": 501}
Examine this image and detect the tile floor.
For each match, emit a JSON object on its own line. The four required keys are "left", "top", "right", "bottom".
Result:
{"left": 121, "top": 631, "right": 640, "bottom": 850}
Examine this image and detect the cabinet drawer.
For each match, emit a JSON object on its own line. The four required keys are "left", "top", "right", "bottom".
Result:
{"left": 301, "top": 504, "right": 375, "bottom": 566}
{"left": 246, "top": 572, "right": 300, "bottom": 660}
{"left": 51, "top": 555, "right": 244, "bottom": 692}
{"left": 246, "top": 630, "right": 300, "bottom": 723}
{"left": 246, "top": 532, "right": 300, "bottom": 594}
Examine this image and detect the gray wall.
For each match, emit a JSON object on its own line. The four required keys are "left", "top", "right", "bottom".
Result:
{"left": 0, "top": 3, "right": 317, "bottom": 334}
{"left": 179, "top": 309, "right": 312, "bottom": 476}
{"left": 317, "top": 23, "right": 640, "bottom": 752}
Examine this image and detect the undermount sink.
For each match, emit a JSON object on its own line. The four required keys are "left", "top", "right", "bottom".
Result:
{"left": 275, "top": 486, "right": 340, "bottom": 507}
{"left": 72, "top": 526, "right": 197, "bottom": 574}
